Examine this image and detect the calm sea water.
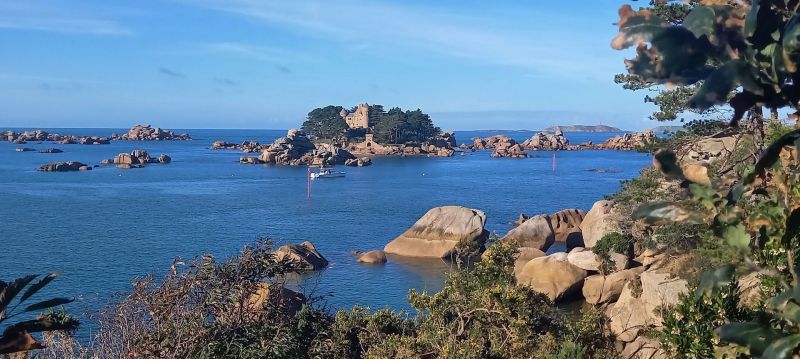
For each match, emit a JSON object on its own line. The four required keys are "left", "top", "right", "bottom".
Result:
{"left": 0, "top": 128, "right": 650, "bottom": 329}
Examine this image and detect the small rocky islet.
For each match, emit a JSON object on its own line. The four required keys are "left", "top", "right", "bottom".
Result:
{"left": 2, "top": 125, "right": 183, "bottom": 172}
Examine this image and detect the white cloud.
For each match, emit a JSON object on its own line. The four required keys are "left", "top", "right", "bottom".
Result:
{"left": 177, "top": 0, "right": 615, "bottom": 79}
{"left": 0, "top": 2, "right": 133, "bottom": 36}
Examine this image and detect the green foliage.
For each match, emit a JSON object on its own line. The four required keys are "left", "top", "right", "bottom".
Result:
{"left": 301, "top": 105, "right": 348, "bottom": 141}
{"left": 632, "top": 128, "right": 800, "bottom": 357}
{"left": 403, "top": 240, "right": 563, "bottom": 358}
{"left": 610, "top": 167, "right": 668, "bottom": 207}
{"left": 0, "top": 273, "right": 78, "bottom": 355}
{"left": 593, "top": 232, "right": 632, "bottom": 274}
{"left": 661, "top": 279, "right": 751, "bottom": 358}
{"left": 766, "top": 120, "right": 794, "bottom": 145}
{"left": 301, "top": 104, "right": 441, "bottom": 145}
{"left": 371, "top": 107, "right": 441, "bottom": 144}
{"left": 613, "top": 1, "right": 800, "bottom": 126}
{"left": 44, "top": 238, "right": 623, "bottom": 359}
{"left": 648, "top": 222, "right": 709, "bottom": 251}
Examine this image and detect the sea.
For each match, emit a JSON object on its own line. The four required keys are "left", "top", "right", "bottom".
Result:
{"left": 0, "top": 128, "right": 652, "bottom": 335}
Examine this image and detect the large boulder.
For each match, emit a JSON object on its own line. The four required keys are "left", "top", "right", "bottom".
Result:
{"left": 567, "top": 247, "right": 628, "bottom": 272}
{"left": 548, "top": 208, "right": 585, "bottom": 243}
{"left": 621, "top": 336, "right": 666, "bottom": 359}
{"left": 583, "top": 267, "right": 645, "bottom": 305}
{"left": 274, "top": 241, "right": 328, "bottom": 271}
{"left": 609, "top": 270, "right": 688, "bottom": 342}
{"left": 384, "top": 206, "right": 488, "bottom": 259}
{"left": 515, "top": 253, "right": 588, "bottom": 301}
{"left": 682, "top": 134, "right": 738, "bottom": 165}
{"left": 580, "top": 200, "right": 621, "bottom": 248}
{"left": 500, "top": 215, "right": 555, "bottom": 252}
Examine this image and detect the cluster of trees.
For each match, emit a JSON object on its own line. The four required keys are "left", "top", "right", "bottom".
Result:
{"left": 300, "top": 104, "right": 441, "bottom": 144}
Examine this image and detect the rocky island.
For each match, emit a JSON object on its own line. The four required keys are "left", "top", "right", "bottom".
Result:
{"left": 112, "top": 124, "right": 191, "bottom": 141}
{"left": 101, "top": 150, "right": 172, "bottom": 169}
{"left": 216, "top": 103, "right": 457, "bottom": 166}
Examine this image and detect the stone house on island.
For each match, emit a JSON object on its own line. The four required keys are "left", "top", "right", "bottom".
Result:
{"left": 340, "top": 103, "right": 370, "bottom": 129}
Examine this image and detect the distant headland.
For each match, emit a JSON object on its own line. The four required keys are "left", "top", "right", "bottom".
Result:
{"left": 542, "top": 124, "right": 622, "bottom": 132}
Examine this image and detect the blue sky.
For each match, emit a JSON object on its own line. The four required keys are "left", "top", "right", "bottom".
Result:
{"left": 0, "top": 0, "right": 662, "bottom": 130}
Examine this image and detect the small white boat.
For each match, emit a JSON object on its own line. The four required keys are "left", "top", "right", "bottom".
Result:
{"left": 309, "top": 166, "right": 345, "bottom": 179}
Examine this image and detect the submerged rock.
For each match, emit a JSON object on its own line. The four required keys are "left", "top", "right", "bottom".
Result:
{"left": 384, "top": 206, "right": 488, "bottom": 259}
{"left": 39, "top": 148, "right": 63, "bottom": 153}
{"left": 352, "top": 250, "right": 387, "bottom": 264}
{"left": 37, "top": 161, "right": 91, "bottom": 172}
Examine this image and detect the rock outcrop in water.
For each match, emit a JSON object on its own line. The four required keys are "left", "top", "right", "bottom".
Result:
{"left": 2, "top": 130, "right": 111, "bottom": 145}
{"left": 102, "top": 150, "right": 171, "bottom": 169}
{"left": 345, "top": 157, "right": 372, "bottom": 167}
{"left": 521, "top": 129, "right": 575, "bottom": 150}
{"left": 39, "top": 148, "right": 63, "bottom": 153}
{"left": 114, "top": 124, "right": 191, "bottom": 141}
{"left": 274, "top": 241, "right": 328, "bottom": 271}
{"left": 597, "top": 130, "right": 656, "bottom": 150}
{"left": 38, "top": 161, "right": 92, "bottom": 172}
{"left": 237, "top": 129, "right": 358, "bottom": 166}
{"left": 384, "top": 206, "right": 488, "bottom": 258}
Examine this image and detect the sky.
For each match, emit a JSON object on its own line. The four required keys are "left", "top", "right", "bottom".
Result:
{"left": 0, "top": 0, "right": 665, "bottom": 130}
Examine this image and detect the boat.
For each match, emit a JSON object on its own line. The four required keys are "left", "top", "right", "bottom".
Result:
{"left": 309, "top": 166, "right": 345, "bottom": 179}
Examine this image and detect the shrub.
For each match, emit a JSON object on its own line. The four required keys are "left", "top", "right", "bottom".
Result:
{"left": 592, "top": 232, "right": 631, "bottom": 274}
{"left": 609, "top": 167, "right": 668, "bottom": 208}
{"left": 661, "top": 279, "right": 751, "bottom": 358}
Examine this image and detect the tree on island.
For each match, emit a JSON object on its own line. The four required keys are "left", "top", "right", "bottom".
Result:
{"left": 301, "top": 105, "right": 348, "bottom": 142}
{"left": 302, "top": 104, "right": 441, "bottom": 144}
{"left": 371, "top": 107, "right": 440, "bottom": 144}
